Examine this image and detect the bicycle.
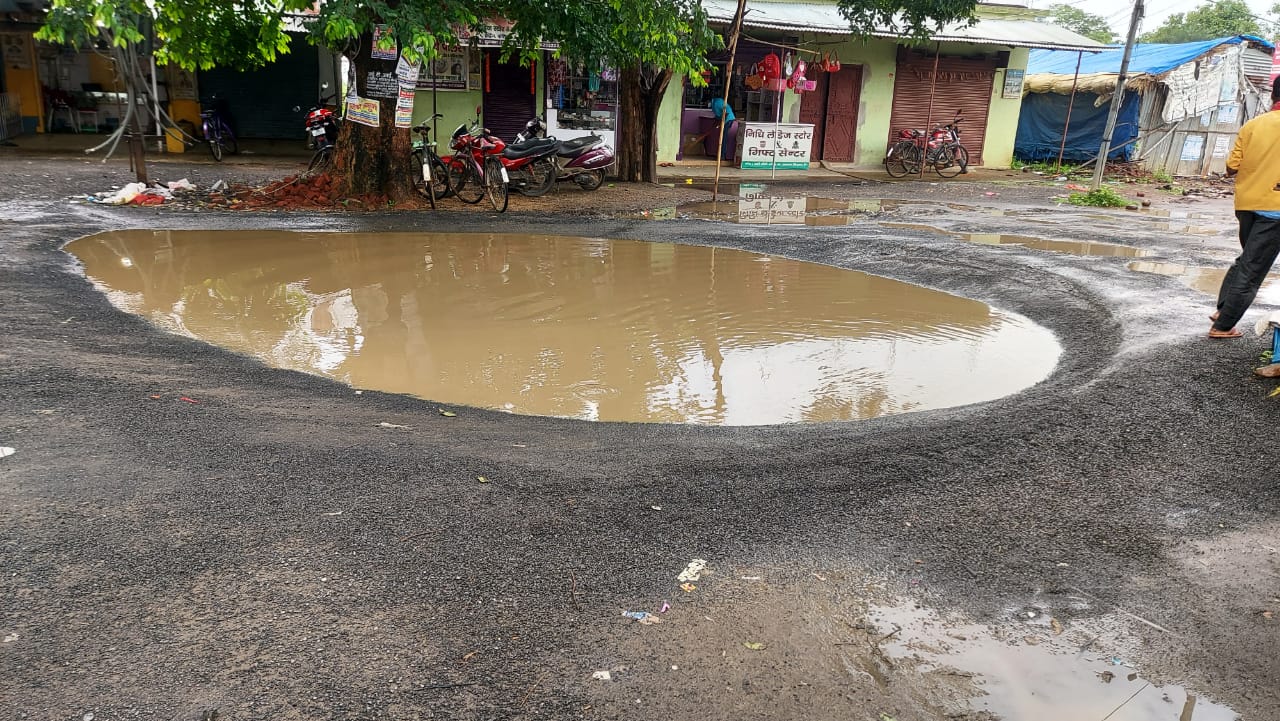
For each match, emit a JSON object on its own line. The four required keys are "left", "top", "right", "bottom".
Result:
{"left": 885, "top": 111, "right": 969, "bottom": 179}
{"left": 199, "top": 96, "right": 237, "bottom": 162}
{"left": 411, "top": 114, "right": 452, "bottom": 209}
{"left": 445, "top": 118, "right": 515, "bottom": 210}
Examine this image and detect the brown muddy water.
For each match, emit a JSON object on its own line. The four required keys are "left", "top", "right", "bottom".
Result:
{"left": 881, "top": 222, "right": 1151, "bottom": 258}
{"left": 66, "top": 230, "right": 1061, "bottom": 425}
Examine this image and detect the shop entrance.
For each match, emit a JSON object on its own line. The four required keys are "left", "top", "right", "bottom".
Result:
{"left": 482, "top": 50, "right": 535, "bottom": 143}
{"left": 799, "top": 65, "right": 861, "bottom": 162}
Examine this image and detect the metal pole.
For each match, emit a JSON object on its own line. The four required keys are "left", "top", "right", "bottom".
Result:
{"left": 1056, "top": 51, "right": 1084, "bottom": 171}
{"left": 713, "top": 0, "right": 748, "bottom": 202}
{"left": 150, "top": 55, "right": 162, "bottom": 152}
{"left": 1092, "top": 0, "right": 1144, "bottom": 190}
{"left": 921, "top": 42, "right": 940, "bottom": 178}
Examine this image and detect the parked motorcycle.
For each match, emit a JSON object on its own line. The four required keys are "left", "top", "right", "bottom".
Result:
{"left": 293, "top": 83, "right": 339, "bottom": 172}
{"left": 451, "top": 112, "right": 560, "bottom": 197}
{"left": 515, "top": 117, "right": 614, "bottom": 191}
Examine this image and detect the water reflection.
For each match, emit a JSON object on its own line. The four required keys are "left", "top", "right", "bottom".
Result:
{"left": 1128, "top": 260, "right": 1280, "bottom": 304}
{"left": 881, "top": 223, "right": 1150, "bottom": 258}
{"left": 67, "top": 230, "right": 1061, "bottom": 425}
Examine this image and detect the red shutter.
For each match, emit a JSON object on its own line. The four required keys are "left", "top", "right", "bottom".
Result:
{"left": 889, "top": 51, "right": 997, "bottom": 166}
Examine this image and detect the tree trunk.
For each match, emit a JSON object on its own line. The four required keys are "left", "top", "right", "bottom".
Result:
{"left": 616, "top": 65, "right": 672, "bottom": 184}
{"left": 334, "top": 32, "right": 416, "bottom": 204}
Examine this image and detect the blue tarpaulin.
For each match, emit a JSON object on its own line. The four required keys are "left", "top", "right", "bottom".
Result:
{"left": 1027, "top": 35, "right": 1273, "bottom": 76}
{"left": 1014, "top": 90, "right": 1141, "bottom": 163}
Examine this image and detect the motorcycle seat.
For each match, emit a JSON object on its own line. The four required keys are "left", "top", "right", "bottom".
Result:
{"left": 557, "top": 135, "right": 602, "bottom": 156}
{"left": 502, "top": 138, "right": 558, "bottom": 159}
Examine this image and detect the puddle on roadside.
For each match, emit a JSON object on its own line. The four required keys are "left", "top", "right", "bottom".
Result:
{"left": 644, "top": 184, "right": 978, "bottom": 225}
{"left": 881, "top": 222, "right": 1150, "bottom": 258}
{"left": 66, "top": 230, "right": 1061, "bottom": 425}
{"left": 871, "top": 601, "right": 1240, "bottom": 721}
{"left": 1128, "top": 260, "right": 1280, "bottom": 304}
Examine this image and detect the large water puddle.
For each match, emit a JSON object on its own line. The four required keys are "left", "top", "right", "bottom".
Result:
{"left": 882, "top": 222, "right": 1150, "bottom": 258}
{"left": 1129, "top": 260, "right": 1280, "bottom": 305}
{"left": 66, "top": 230, "right": 1061, "bottom": 425}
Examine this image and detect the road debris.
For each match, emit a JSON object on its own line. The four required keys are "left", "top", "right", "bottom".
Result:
{"left": 592, "top": 671, "right": 612, "bottom": 681}
{"left": 622, "top": 610, "right": 662, "bottom": 625}
{"left": 680, "top": 583, "right": 697, "bottom": 593}
{"left": 0, "top": 447, "right": 15, "bottom": 459}
{"left": 743, "top": 641, "right": 766, "bottom": 651}
{"left": 477, "top": 476, "right": 490, "bottom": 483}
{"left": 677, "top": 558, "right": 708, "bottom": 582}
{"left": 3, "top": 632, "right": 18, "bottom": 642}
{"left": 377, "top": 422, "right": 412, "bottom": 430}
{"left": 438, "top": 409, "right": 457, "bottom": 417}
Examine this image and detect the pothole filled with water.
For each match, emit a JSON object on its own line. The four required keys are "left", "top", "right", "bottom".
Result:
{"left": 1128, "top": 260, "right": 1280, "bottom": 304}
{"left": 66, "top": 230, "right": 1061, "bottom": 425}
{"left": 881, "top": 223, "right": 1151, "bottom": 258}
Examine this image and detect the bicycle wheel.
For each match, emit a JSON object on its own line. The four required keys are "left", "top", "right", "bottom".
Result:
{"left": 516, "top": 156, "right": 557, "bottom": 197}
{"left": 484, "top": 156, "right": 509, "bottom": 213}
{"left": 935, "top": 144, "right": 969, "bottom": 178}
{"left": 308, "top": 147, "right": 332, "bottom": 173}
{"left": 208, "top": 128, "right": 223, "bottom": 162}
{"left": 411, "top": 150, "right": 436, "bottom": 209}
{"left": 221, "top": 122, "right": 238, "bottom": 156}
{"left": 428, "top": 155, "right": 451, "bottom": 200}
{"left": 884, "top": 140, "right": 914, "bottom": 178}
{"left": 448, "top": 155, "right": 485, "bottom": 204}
{"left": 900, "top": 143, "right": 923, "bottom": 176}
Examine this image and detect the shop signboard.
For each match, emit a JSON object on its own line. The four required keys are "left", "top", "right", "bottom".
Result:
{"left": 737, "top": 123, "right": 813, "bottom": 170}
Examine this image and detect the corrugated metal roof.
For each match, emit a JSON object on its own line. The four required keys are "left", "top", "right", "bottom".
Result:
{"left": 701, "top": 0, "right": 1106, "bottom": 51}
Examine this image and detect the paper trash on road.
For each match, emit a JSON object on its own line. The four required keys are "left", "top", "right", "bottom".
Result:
{"left": 677, "top": 558, "right": 708, "bottom": 582}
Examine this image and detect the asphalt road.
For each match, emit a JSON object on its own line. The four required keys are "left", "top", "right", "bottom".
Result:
{"left": 1, "top": 151, "right": 1277, "bottom": 720}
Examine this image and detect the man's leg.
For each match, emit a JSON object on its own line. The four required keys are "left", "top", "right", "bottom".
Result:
{"left": 1217, "top": 210, "right": 1257, "bottom": 314}
{"left": 1213, "top": 213, "right": 1280, "bottom": 332}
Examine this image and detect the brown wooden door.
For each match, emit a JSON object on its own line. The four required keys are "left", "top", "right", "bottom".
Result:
{"left": 889, "top": 51, "right": 995, "bottom": 165}
{"left": 798, "top": 71, "right": 829, "bottom": 160}
{"left": 822, "top": 66, "right": 860, "bottom": 162}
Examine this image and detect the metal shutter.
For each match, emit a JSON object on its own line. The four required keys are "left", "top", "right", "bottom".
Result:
{"left": 482, "top": 51, "right": 535, "bottom": 143}
{"left": 197, "top": 33, "right": 318, "bottom": 140}
{"left": 889, "top": 50, "right": 996, "bottom": 165}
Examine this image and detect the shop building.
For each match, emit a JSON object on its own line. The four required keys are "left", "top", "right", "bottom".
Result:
{"left": 658, "top": 0, "right": 1103, "bottom": 170}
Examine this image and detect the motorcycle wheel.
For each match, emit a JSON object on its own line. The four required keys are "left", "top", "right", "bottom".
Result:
{"left": 484, "top": 156, "right": 509, "bottom": 213}
{"left": 307, "top": 147, "right": 332, "bottom": 173}
{"left": 448, "top": 155, "right": 485, "bottom": 204}
{"left": 517, "top": 157, "right": 557, "bottom": 197}
{"left": 934, "top": 144, "right": 969, "bottom": 178}
{"left": 574, "top": 168, "right": 605, "bottom": 191}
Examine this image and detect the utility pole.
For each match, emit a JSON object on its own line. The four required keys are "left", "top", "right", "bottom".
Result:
{"left": 1092, "top": 0, "right": 1144, "bottom": 190}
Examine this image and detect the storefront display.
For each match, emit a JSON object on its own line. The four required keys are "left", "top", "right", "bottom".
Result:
{"left": 547, "top": 60, "right": 616, "bottom": 132}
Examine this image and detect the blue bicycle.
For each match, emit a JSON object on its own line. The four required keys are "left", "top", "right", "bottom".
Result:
{"left": 199, "top": 97, "right": 238, "bottom": 162}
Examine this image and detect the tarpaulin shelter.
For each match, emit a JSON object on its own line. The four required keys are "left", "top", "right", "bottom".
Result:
{"left": 1015, "top": 35, "right": 1275, "bottom": 174}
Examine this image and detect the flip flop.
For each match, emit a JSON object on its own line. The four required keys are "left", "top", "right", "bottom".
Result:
{"left": 1208, "top": 328, "right": 1243, "bottom": 339}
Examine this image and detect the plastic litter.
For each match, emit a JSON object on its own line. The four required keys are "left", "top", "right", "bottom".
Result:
{"left": 677, "top": 558, "right": 708, "bottom": 582}
{"left": 210, "top": 180, "right": 228, "bottom": 192}
{"left": 680, "top": 583, "right": 697, "bottom": 593}
{"left": 0, "top": 447, "right": 15, "bottom": 459}
{"left": 622, "top": 610, "right": 662, "bottom": 625}
{"left": 592, "top": 670, "right": 612, "bottom": 681}
{"left": 167, "top": 178, "right": 196, "bottom": 191}
{"left": 2, "top": 632, "right": 18, "bottom": 642}
{"left": 477, "top": 476, "right": 490, "bottom": 483}
{"left": 743, "top": 641, "right": 766, "bottom": 651}
{"left": 377, "top": 422, "right": 412, "bottom": 430}
{"left": 96, "top": 182, "right": 147, "bottom": 205}
{"left": 178, "top": 396, "right": 199, "bottom": 404}
{"left": 659, "top": 601, "right": 670, "bottom": 613}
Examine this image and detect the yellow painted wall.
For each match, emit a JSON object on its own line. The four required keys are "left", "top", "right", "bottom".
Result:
{"left": 87, "top": 53, "right": 122, "bottom": 91}
{"left": 3, "top": 32, "right": 44, "bottom": 132}
{"left": 982, "top": 47, "right": 1029, "bottom": 168}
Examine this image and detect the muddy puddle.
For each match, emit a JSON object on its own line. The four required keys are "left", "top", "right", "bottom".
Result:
{"left": 870, "top": 600, "right": 1239, "bottom": 720}
{"left": 882, "top": 222, "right": 1150, "bottom": 258}
{"left": 1128, "top": 260, "right": 1280, "bottom": 305}
{"left": 66, "top": 230, "right": 1061, "bottom": 425}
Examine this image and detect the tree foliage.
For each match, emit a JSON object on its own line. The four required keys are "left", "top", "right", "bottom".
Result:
{"left": 1139, "top": 0, "right": 1263, "bottom": 44}
{"left": 1043, "top": 5, "right": 1116, "bottom": 44}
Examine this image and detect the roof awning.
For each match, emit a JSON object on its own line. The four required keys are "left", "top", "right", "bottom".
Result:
{"left": 701, "top": 0, "right": 1106, "bottom": 52}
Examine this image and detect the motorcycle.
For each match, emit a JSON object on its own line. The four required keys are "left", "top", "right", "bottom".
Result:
{"left": 450, "top": 111, "right": 560, "bottom": 197}
{"left": 294, "top": 84, "right": 339, "bottom": 172}
{"left": 514, "top": 117, "right": 614, "bottom": 191}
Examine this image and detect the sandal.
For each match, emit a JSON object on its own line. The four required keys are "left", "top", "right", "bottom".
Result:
{"left": 1208, "top": 327, "right": 1243, "bottom": 339}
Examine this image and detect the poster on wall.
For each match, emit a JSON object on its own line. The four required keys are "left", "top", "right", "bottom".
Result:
{"left": 371, "top": 25, "right": 397, "bottom": 60}
{"left": 1217, "top": 103, "right": 1240, "bottom": 125}
{"left": 1212, "top": 136, "right": 1231, "bottom": 158}
{"left": 395, "top": 52, "right": 420, "bottom": 84}
{"left": 1, "top": 33, "right": 32, "bottom": 70}
{"left": 347, "top": 97, "right": 380, "bottom": 127}
{"left": 417, "top": 48, "right": 469, "bottom": 90}
{"left": 1002, "top": 69, "right": 1025, "bottom": 99}
{"left": 1180, "top": 134, "right": 1205, "bottom": 161}
{"left": 167, "top": 65, "right": 197, "bottom": 100}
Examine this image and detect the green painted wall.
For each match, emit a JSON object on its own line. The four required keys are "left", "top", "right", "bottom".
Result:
{"left": 410, "top": 55, "right": 544, "bottom": 144}
{"left": 657, "top": 75, "right": 685, "bottom": 164}
{"left": 982, "top": 47, "right": 1029, "bottom": 168}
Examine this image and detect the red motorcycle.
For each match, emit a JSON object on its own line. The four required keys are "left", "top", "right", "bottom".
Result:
{"left": 884, "top": 109, "right": 969, "bottom": 178}
{"left": 447, "top": 110, "right": 560, "bottom": 203}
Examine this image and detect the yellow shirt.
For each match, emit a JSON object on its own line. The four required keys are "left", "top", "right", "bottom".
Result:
{"left": 1228, "top": 110, "right": 1280, "bottom": 211}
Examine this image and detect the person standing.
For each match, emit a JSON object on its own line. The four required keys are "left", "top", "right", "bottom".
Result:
{"left": 1210, "top": 78, "right": 1280, "bottom": 338}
